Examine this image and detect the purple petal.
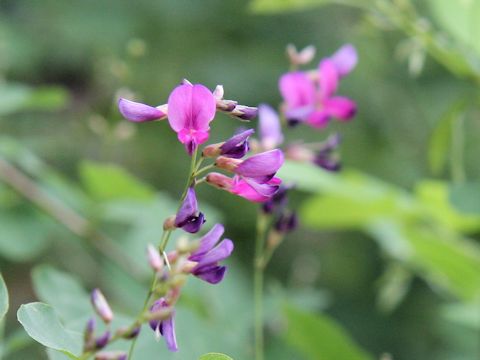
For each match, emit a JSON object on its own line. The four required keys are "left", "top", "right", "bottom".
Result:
{"left": 118, "top": 98, "right": 166, "bottom": 122}
{"left": 193, "top": 265, "right": 227, "bottom": 284}
{"left": 319, "top": 59, "right": 339, "bottom": 99}
{"left": 195, "top": 239, "right": 234, "bottom": 268}
{"left": 279, "top": 72, "right": 316, "bottom": 109}
{"left": 175, "top": 187, "right": 198, "bottom": 227}
{"left": 167, "top": 83, "right": 216, "bottom": 132}
{"left": 323, "top": 96, "right": 357, "bottom": 120}
{"left": 162, "top": 314, "right": 178, "bottom": 352}
{"left": 284, "top": 105, "right": 315, "bottom": 124}
{"left": 220, "top": 129, "right": 255, "bottom": 158}
{"left": 259, "top": 104, "right": 284, "bottom": 149}
{"left": 330, "top": 44, "right": 358, "bottom": 78}
{"left": 244, "top": 178, "right": 280, "bottom": 197}
{"left": 189, "top": 224, "right": 225, "bottom": 261}
{"left": 235, "top": 149, "right": 284, "bottom": 179}
{"left": 180, "top": 212, "right": 206, "bottom": 234}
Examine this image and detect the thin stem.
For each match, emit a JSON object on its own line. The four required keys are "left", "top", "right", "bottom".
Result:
{"left": 253, "top": 211, "right": 267, "bottom": 360}
{"left": 194, "top": 164, "right": 215, "bottom": 177}
{"left": 451, "top": 115, "right": 466, "bottom": 183}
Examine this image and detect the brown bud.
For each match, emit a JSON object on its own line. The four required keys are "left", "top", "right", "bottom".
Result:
{"left": 163, "top": 215, "right": 176, "bottom": 231}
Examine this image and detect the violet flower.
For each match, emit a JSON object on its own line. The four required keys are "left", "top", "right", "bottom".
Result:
{"left": 279, "top": 44, "right": 358, "bottom": 128}
{"left": 149, "top": 298, "right": 177, "bottom": 352}
{"left": 274, "top": 212, "right": 298, "bottom": 234}
{"left": 258, "top": 104, "right": 284, "bottom": 150}
{"left": 262, "top": 184, "right": 291, "bottom": 214}
{"left": 118, "top": 98, "right": 167, "bottom": 122}
{"left": 204, "top": 129, "right": 255, "bottom": 159}
{"left": 174, "top": 187, "right": 205, "bottom": 233}
{"left": 234, "top": 149, "right": 284, "bottom": 182}
{"left": 188, "top": 224, "right": 234, "bottom": 284}
{"left": 313, "top": 133, "right": 341, "bottom": 171}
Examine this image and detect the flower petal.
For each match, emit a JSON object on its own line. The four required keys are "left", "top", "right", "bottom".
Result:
{"left": 323, "top": 96, "right": 357, "bottom": 120}
{"left": 220, "top": 129, "right": 255, "bottom": 158}
{"left": 167, "top": 83, "right": 216, "bottom": 132}
{"left": 235, "top": 149, "right": 284, "bottom": 179}
{"left": 175, "top": 187, "right": 198, "bottom": 227}
{"left": 189, "top": 223, "right": 225, "bottom": 261}
{"left": 279, "top": 72, "right": 316, "bottom": 109}
{"left": 193, "top": 265, "right": 227, "bottom": 284}
{"left": 318, "top": 59, "right": 339, "bottom": 99}
{"left": 195, "top": 239, "right": 234, "bottom": 268}
{"left": 231, "top": 177, "right": 281, "bottom": 203}
{"left": 118, "top": 98, "right": 166, "bottom": 122}
{"left": 179, "top": 212, "right": 205, "bottom": 234}
{"left": 162, "top": 314, "right": 178, "bottom": 352}
{"left": 259, "top": 104, "right": 284, "bottom": 150}
{"left": 330, "top": 44, "right": 358, "bottom": 78}
{"left": 307, "top": 110, "right": 330, "bottom": 128}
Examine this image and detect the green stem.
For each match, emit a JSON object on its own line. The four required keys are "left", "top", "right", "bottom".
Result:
{"left": 253, "top": 212, "right": 267, "bottom": 360}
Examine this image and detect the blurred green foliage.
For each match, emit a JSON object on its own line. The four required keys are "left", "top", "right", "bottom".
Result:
{"left": 0, "top": 0, "right": 480, "bottom": 359}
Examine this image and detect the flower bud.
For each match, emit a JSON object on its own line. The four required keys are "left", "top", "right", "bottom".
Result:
{"left": 213, "top": 85, "right": 224, "bottom": 100}
{"left": 95, "top": 351, "right": 128, "bottom": 360}
{"left": 215, "top": 156, "right": 241, "bottom": 172}
{"left": 206, "top": 172, "right": 233, "bottom": 190}
{"left": 91, "top": 289, "right": 114, "bottom": 324}
{"left": 83, "top": 317, "right": 96, "bottom": 351}
{"left": 216, "top": 99, "right": 238, "bottom": 112}
{"left": 147, "top": 244, "right": 163, "bottom": 272}
{"left": 287, "top": 44, "right": 316, "bottom": 65}
{"left": 163, "top": 215, "right": 176, "bottom": 231}
{"left": 274, "top": 212, "right": 298, "bottom": 234}
{"left": 116, "top": 326, "right": 141, "bottom": 339}
{"left": 202, "top": 143, "right": 222, "bottom": 158}
{"left": 231, "top": 105, "right": 258, "bottom": 120}
{"left": 95, "top": 331, "right": 111, "bottom": 350}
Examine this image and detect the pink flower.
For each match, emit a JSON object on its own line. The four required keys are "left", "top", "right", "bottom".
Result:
{"left": 118, "top": 81, "right": 217, "bottom": 155}
{"left": 279, "top": 44, "right": 358, "bottom": 129}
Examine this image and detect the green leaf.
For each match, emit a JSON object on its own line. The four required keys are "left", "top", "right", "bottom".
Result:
{"left": 0, "top": 273, "right": 8, "bottom": 321}
{"left": 449, "top": 182, "right": 480, "bottom": 215}
{"left": 0, "top": 83, "right": 68, "bottom": 116}
{"left": 428, "top": 0, "right": 480, "bottom": 57}
{"left": 249, "top": 0, "right": 333, "bottom": 14}
{"left": 17, "top": 303, "right": 82, "bottom": 359}
{"left": 32, "top": 266, "right": 91, "bottom": 326}
{"left": 284, "top": 305, "right": 373, "bottom": 360}
{"left": 428, "top": 100, "right": 467, "bottom": 175}
{"left": 199, "top": 353, "right": 234, "bottom": 360}
{"left": 79, "top": 161, "right": 155, "bottom": 201}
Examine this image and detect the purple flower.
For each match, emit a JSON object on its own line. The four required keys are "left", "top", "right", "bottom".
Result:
{"left": 219, "top": 129, "right": 255, "bottom": 158}
{"left": 279, "top": 44, "right": 358, "bottom": 129}
{"left": 230, "top": 105, "right": 258, "bottom": 121}
{"left": 91, "top": 289, "right": 114, "bottom": 324}
{"left": 95, "top": 331, "right": 111, "bottom": 350}
{"left": 188, "top": 224, "right": 234, "bottom": 284}
{"left": 262, "top": 184, "right": 291, "bottom": 214}
{"left": 168, "top": 82, "right": 217, "bottom": 154}
{"left": 258, "top": 104, "right": 284, "bottom": 150}
{"left": 149, "top": 298, "right": 177, "bottom": 352}
{"left": 118, "top": 98, "right": 167, "bottom": 122}
{"left": 235, "top": 149, "right": 284, "bottom": 182}
{"left": 174, "top": 187, "right": 205, "bottom": 233}
{"left": 313, "top": 133, "right": 342, "bottom": 171}
{"left": 274, "top": 212, "right": 298, "bottom": 233}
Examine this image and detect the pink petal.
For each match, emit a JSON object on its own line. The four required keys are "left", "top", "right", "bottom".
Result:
{"left": 118, "top": 98, "right": 166, "bottom": 122}
{"left": 259, "top": 104, "right": 284, "bottom": 149}
{"left": 318, "top": 59, "right": 339, "bottom": 99}
{"left": 235, "top": 149, "right": 284, "bottom": 179}
{"left": 323, "top": 96, "right": 357, "bottom": 120}
{"left": 279, "top": 72, "right": 316, "bottom": 109}
{"left": 307, "top": 110, "right": 330, "bottom": 128}
{"left": 231, "top": 177, "right": 281, "bottom": 202}
{"left": 330, "top": 44, "right": 358, "bottom": 78}
{"left": 167, "top": 84, "right": 216, "bottom": 132}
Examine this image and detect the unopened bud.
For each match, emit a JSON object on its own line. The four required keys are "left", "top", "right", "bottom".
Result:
{"left": 163, "top": 215, "right": 176, "bottom": 231}
{"left": 147, "top": 244, "right": 163, "bottom": 272}
{"left": 206, "top": 172, "right": 233, "bottom": 190}
{"left": 116, "top": 326, "right": 141, "bottom": 339}
{"left": 91, "top": 289, "right": 114, "bottom": 324}
{"left": 274, "top": 212, "right": 298, "bottom": 234}
{"left": 95, "top": 331, "right": 111, "bottom": 350}
{"left": 285, "top": 144, "right": 314, "bottom": 162}
{"left": 83, "top": 317, "right": 96, "bottom": 351}
{"left": 287, "top": 44, "right": 316, "bottom": 65}
{"left": 95, "top": 351, "right": 128, "bottom": 360}
{"left": 231, "top": 105, "right": 258, "bottom": 120}
{"left": 202, "top": 143, "right": 223, "bottom": 158}
{"left": 213, "top": 85, "right": 224, "bottom": 100}
{"left": 215, "top": 156, "right": 241, "bottom": 172}
{"left": 216, "top": 99, "right": 238, "bottom": 112}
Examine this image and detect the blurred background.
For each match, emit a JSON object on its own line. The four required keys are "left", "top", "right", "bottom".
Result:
{"left": 1, "top": 0, "right": 480, "bottom": 359}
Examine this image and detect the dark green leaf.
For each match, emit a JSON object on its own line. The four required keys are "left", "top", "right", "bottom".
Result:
{"left": 17, "top": 303, "right": 82, "bottom": 359}
{"left": 284, "top": 305, "right": 373, "bottom": 360}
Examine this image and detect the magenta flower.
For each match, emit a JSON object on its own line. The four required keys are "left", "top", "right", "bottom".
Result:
{"left": 234, "top": 149, "right": 284, "bottom": 182}
{"left": 206, "top": 172, "right": 282, "bottom": 203}
{"left": 188, "top": 224, "right": 234, "bottom": 284}
{"left": 149, "top": 298, "right": 177, "bottom": 352}
{"left": 118, "top": 81, "right": 216, "bottom": 155}
{"left": 279, "top": 44, "right": 358, "bottom": 129}
{"left": 175, "top": 187, "right": 205, "bottom": 233}
{"left": 168, "top": 83, "right": 217, "bottom": 154}
{"left": 258, "top": 104, "right": 284, "bottom": 150}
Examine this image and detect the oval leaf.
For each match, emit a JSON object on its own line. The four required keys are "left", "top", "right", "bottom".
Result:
{"left": 17, "top": 302, "right": 82, "bottom": 359}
